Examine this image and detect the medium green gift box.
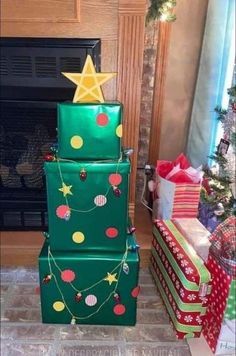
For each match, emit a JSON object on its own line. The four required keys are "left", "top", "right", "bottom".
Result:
{"left": 44, "top": 157, "right": 130, "bottom": 252}
{"left": 58, "top": 102, "right": 123, "bottom": 160}
{"left": 39, "top": 235, "right": 140, "bottom": 325}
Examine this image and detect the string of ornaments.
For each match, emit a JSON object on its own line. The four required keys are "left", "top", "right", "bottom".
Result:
{"left": 42, "top": 244, "right": 140, "bottom": 324}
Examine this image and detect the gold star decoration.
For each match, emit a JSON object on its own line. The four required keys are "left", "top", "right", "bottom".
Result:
{"left": 58, "top": 182, "right": 73, "bottom": 197}
{"left": 103, "top": 272, "right": 118, "bottom": 286}
{"left": 62, "top": 55, "right": 116, "bottom": 103}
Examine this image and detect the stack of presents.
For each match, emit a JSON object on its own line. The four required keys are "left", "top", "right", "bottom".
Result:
{"left": 150, "top": 154, "right": 236, "bottom": 355}
{"left": 38, "top": 55, "right": 140, "bottom": 326}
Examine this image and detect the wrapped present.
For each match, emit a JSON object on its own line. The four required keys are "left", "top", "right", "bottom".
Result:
{"left": 203, "top": 255, "right": 236, "bottom": 354}
{"left": 156, "top": 154, "right": 203, "bottom": 219}
{"left": 39, "top": 235, "right": 140, "bottom": 325}
{"left": 44, "top": 158, "right": 130, "bottom": 252}
{"left": 209, "top": 216, "right": 236, "bottom": 268}
{"left": 58, "top": 102, "right": 123, "bottom": 160}
{"left": 173, "top": 218, "right": 211, "bottom": 262}
{"left": 150, "top": 220, "right": 211, "bottom": 339}
{"left": 203, "top": 217, "right": 236, "bottom": 354}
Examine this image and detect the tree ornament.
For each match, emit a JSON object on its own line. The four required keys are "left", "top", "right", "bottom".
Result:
{"left": 44, "top": 153, "right": 55, "bottom": 162}
{"left": 128, "top": 244, "right": 140, "bottom": 252}
{"left": 58, "top": 183, "right": 73, "bottom": 197}
{"left": 214, "top": 203, "right": 225, "bottom": 216}
{"left": 103, "top": 272, "right": 118, "bottom": 285}
{"left": 123, "top": 262, "right": 129, "bottom": 275}
{"left": 113, "top": 186, "right": 121, "bottom": 197}
{"left": 232, "top": 102, "right": 236, "bottom": 113}
{"left": 113, "top": 292, "right": 121, "bottom": 304}
{"left": 128, "top": 226, "right": 136, "bottom": 234}
{"left": 43, "top": 274, "right": 52, "bottom": 284}
{"left": 62, "top": 55, "right": 116, "bottom": 103}
{"left": 50, "top": 143, "right": 58, "bottom": 154}
{"left": 80, "top": 168, "right": 87, "bottom": 181}
{"left": 71, "top": 317, "right": 76, "bottom": 325}
{"left": 75, "top": 292, "right": 82, "bottom": 302}
{"left": 123, "top": 148, "right": 134, "bottom": 157}
{"left": 43, "top": 232, "right": 50, "bottom": 239}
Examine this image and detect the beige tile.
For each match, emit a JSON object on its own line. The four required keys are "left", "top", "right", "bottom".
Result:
{"left": 125, "top": 343, "right": 191, "bottom": 356}
{"left": 57, "top": 344, "right": 123, "bottom": 356}
{"left": 59, "top": 325, "right": 123, "bottom": 341}
{"left": 137, "top": 309, "right": 169, "bottom": 324}
{"left": 7, "top": 295, "right": 40, "bottom": 308}
{"left": 1, "top": 325, "right": 56, "bottom": 340}
{"left": 2, "top": 309, "right": 41, "bottom": 322}
{"left": 123, "top": 324, "right": 182, "bottom": 342}
{"left": 187, "top": 334, "right": 214, "bottom": 356}
{"left": 1, "top": 342, "right": 54, "bottom": 355}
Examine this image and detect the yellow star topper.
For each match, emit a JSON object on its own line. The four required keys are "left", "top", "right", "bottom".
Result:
{"left": 62, "top": 55, "right": 116, "bottom": 103}
{"left": 58, "top": 182, "right": 73, "bottom": 197}
{"left": 103, "top": 272, "right": 118, "bottom": 286}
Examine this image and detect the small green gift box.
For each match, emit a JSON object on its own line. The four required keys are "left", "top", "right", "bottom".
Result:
{"left": 58, "top": 102, "right": 123, "bottom": 160}
{"left": 39, "top": 235, "right": 140, "bottom": 325}
{"left": 44, "top": 157, "right": 130, "bottom": 252}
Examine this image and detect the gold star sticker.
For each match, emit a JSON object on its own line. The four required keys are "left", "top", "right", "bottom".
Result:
{"left": 103, "top": 272, "right": 118, "bottom": 286}
{"left": 62, "top": 55, "right": 116, "bottom": 103}
{"left": 58, "top": 183, "right": 73, "bottom": 197}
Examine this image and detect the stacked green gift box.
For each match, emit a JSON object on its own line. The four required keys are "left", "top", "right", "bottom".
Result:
{"left": 39, "top": 101, "right": 140, "bottom": 325}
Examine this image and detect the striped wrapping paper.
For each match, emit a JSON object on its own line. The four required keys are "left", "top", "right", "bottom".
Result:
{"left": 150, "top": 220, "right": 211, "bottom": 339}
{"left": 172, "top": 184, "right": 201, "bottom": 218}
{"left": 157, "top": 177, "right": 201, "bottom": 220}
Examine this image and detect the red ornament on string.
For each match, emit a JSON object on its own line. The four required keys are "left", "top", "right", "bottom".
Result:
{"left": 75, "top": 292, "right": 82, "bottom": 302}
{"left": 44, "top": 153, "right": 55, "bottom": 162}
{"left": 113, "top": 292, "right": 121, "bottom": 303}
{"left": 80, "top": 169, "right": 87, "bottom": 181}
{"left": 43, "top": 274, "right": 52, "bottom": 284}
{"left": 113, "top": 186, "right": 121, "bottom": 197}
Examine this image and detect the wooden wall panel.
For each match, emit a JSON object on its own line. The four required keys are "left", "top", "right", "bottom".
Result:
{"left": 117, "top": 0, "right": 146, "bottom": 215}
{"left": 1, "top": 0, "right": 80, "bottom": 22}
{"left": 148, "top": 22, "right": 171, "bottom": 165}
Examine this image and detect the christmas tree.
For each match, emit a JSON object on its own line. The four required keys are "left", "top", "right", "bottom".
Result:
{"left": 200, "top": 84, "right": 236, "bottom": 222}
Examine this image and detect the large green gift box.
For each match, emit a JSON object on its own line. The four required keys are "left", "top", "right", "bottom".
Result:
{"left": 44, "top": 158, "right": 130, "bottom": 252}
{"left": 58, "top": 102, "right": 123, "bottom": 160}
{"left": 39, "top": 235, "right": 140, "bottom": 325}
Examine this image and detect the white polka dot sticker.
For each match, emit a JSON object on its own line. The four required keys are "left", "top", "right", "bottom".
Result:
{"left": 85, "top": 294, "right": 97, "bottom": 306}
{"left": 94, "top": 195, "right": 107, "bottom": 207}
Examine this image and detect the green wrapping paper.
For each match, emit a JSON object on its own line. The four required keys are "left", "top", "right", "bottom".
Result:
{"left": 58, "top": 102, "right": 123, "bottom": 160}
{"left": 44, "top": 158, "right": 130, "bottom": 252}
{"left": 39, "top": 235, "right": 140, "bottom": 325}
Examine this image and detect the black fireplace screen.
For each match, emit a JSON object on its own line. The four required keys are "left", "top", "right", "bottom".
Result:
{"left": 0, "top": 37, "right": 101, "bottom": 230}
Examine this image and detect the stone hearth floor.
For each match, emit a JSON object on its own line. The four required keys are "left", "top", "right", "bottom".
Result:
{"left": 1, "top": 267, "right": 192, "bottom": 356}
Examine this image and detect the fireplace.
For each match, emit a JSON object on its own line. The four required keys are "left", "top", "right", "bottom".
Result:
{"left": 0, "top": 37, "right": 101, "bottom": 230}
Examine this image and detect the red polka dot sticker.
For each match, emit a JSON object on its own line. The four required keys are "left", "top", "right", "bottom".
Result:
{"left": 108, "top": 173, "right": 122, "bottom": 186}
{"left": 85, "top": 294, "right": 97, "bottom": 306}
{"left": 131, "top": 286, "right": 140, "bottom": 298}
{"left": 94, "top": 195, "right": 107, "bottom": 207}
{"left": 96, "top": 113, "right": 109, "bottom": 126}
{"left": 61, "top": 269, "right": 75, "bottom": 283}
{"left": 113, "top": 303, "right": 126, "bottom": 316}
{"left": 105, "top": 227, "right": 118, "bottom": 239}
{"left": 56, "top": 205, "right": 70, "bottom": 220}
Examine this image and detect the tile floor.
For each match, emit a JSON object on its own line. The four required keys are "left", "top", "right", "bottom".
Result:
{"left": 0, "top": 267, "right": 192, "bottom": 356}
